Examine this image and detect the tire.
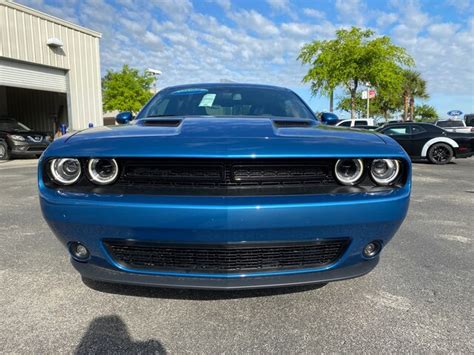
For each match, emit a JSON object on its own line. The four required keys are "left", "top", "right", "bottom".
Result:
{"left": 0, "top": 141, "right": 10, "bottom": 161}
{"left": 427, "top": 143, "right": 454, "bottom": 164}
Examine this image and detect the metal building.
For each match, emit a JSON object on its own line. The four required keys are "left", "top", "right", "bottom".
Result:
{"left": 0, "top": 0, "right": 103, "bottom": 134}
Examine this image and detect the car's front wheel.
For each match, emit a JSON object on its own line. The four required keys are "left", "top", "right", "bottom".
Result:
{"left": 428, "top": 143, "right": 453, "bottom": 164}
{"left": 0, "top": 141, "right": 10, "bottom": 161}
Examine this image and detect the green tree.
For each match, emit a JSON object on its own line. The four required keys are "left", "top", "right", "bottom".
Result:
{"left": 376, "top": 86, "right": 404, "bottom": 121}
{"left": 401, "top": 70, "right": 429, "bottom": 121}
{"left": 414, "top": 104, "right": 438, "bottom": 121}
{"left": 298, "top": 27, "right": 414, "bottom": 120}
{"left": 337, "top": 88, "right": 402, "bottom": 121}
{"left": 102, "top": 65, "right": 154, "bottom": 112}
{"left": 337, "top": 96, "right": 368, "bottom": 118}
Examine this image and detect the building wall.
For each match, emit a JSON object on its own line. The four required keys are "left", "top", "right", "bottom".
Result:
{"left": 0, "top": 0, "right": 103, "bottom": 130}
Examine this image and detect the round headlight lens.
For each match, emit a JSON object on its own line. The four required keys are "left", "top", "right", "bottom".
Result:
{"left": 87, "top": 158, "right": 119, "bottom": 185}
{"left": 370, "top": 159, "right": 400, "bottom": 185}
{"left": 334, "top": 159, "right": 364, "bottom": 185}
{"left": 49, "top": 158, "right": 82, "bottom": 185}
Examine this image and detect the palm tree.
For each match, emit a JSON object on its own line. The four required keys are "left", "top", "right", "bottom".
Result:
{"left": 402, "top": 70, "right": 429, "bottom": 121}
{"left": 409, "top": 77, "right": 429, "bottom": 120}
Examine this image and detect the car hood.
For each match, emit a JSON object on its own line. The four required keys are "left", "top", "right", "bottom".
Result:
{"left": 46, "top": 117, "right": 405, "bottom": 158}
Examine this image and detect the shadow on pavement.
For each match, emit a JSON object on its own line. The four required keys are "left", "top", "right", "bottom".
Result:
{"left": 82, "top": 278, "right": 327, "bottom": 300}
{"left": 75, "top": 315, "right": 166, "bottom": 354}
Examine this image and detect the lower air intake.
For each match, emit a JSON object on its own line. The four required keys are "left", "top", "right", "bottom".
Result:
{"left": 104, "top": 239, "right": 349, "bottom": 273}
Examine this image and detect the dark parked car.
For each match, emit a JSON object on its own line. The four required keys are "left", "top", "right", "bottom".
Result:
{"left": 0, "top": 117, "right": 51, "bottom": 160}
{"left": 377, "top": 122, "right": 473, "bottom": 164}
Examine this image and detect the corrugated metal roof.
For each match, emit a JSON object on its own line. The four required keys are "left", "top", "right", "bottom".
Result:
{"left": 1, "top": 0, "right": 101, "bottom": 38}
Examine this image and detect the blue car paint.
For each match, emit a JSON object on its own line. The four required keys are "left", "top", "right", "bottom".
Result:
{"left": 38, "top": 85, "right": 411, "bottom": 289}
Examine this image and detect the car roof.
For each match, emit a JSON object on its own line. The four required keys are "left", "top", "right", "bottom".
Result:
{"left": 162, "top": 83, "right": 292, "bottom": 92}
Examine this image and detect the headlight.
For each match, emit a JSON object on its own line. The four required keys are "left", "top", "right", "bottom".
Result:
{"left": 334, "top": 159, "right": 364, "bottom": 185}
{"left": 9, "top": 135, "right": 25, "bottom": 142}
{"left": 370, "top": 159, "right": 400, "bottom": 185}
{"left": 49, "top": 158, "right": 82, "bottom": 185}
{"left": 87, "top": 158, "right": 119, "bottom": 185}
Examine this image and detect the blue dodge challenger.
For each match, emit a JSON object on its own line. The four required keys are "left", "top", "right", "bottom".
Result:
{"left": 39, "top": 83, "right": 411, "bottom": 290}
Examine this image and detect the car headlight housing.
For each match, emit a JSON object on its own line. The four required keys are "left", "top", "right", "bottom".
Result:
{"left": 87, "top": 158, "right": 119, "bottom": 185}
{"left": 334, "top": 159, "right": 364, "bottom": 185}
{"left": 9, "top": 134, "right": 26, "bottom": 142}
{"left": 370, "top": 159, "right": 401, "bottom": 185}
{"left": 49, "top": 158, "right": 82, "bottom": 185}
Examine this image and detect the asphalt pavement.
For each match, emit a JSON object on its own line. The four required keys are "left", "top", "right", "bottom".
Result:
{"left": 1, "top": 158, "right": 473, "bottom": 353}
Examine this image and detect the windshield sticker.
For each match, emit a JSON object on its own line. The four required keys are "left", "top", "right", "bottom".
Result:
{"left": 199, "top": 93, "right": 216, "bottom": 107}
{"left": 170, "top": 88, "right": 208, "bottom": 95}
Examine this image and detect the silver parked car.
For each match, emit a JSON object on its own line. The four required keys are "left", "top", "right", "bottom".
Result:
{"left": 435, "top": 119, "right": 473, "bottom": 133}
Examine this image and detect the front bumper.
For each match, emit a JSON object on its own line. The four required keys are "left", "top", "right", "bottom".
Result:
{"left": 74, "top": 257, "right": 379, "bottom": 290}
{"left": 40, "top": 180, "right": 410, "bottom": 289}
{"left": 11, "top": 143, "right": 49, "bottom": 156}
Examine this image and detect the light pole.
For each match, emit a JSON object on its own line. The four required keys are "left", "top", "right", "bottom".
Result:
{"left": 146, "top": 68, "right": 162, "bottom": 94}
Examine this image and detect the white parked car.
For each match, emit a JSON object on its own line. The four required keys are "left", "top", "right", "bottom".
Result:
{"left": 336, "top": 118, "right": 376, "bottom": 128}
{"left": 435, "top": 119, "right": 473, "bottom": 133}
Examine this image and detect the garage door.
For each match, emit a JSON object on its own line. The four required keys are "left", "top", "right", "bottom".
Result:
{"left": 0, "top": 58, "right": 67, "bottom": 93}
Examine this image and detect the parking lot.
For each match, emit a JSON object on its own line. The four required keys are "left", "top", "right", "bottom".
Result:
{"left": 0, "top": 158, "right": 473, "bottom": 353}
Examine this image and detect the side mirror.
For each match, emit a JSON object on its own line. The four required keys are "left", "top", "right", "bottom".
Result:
{"left": 320, "top": 112, "right": 339, "bottom": 125}
{"left": 116, "top": 111, "right": 134, "bottom": 124}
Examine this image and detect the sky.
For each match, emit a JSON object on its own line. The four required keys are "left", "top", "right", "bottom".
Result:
{"left": 18, "top": 0, "right": 474, "bottom": 118}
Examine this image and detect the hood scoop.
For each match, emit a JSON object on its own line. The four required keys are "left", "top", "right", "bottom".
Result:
{"left": 138, "top": 119, "right": 182, "bottom": 127}
{"left": 273, "top": 120, "right": 315, "bottom": 128}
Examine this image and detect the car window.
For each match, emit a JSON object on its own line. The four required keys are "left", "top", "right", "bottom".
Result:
{"left": 464, "top": 115, "right": 474, "bottom": 126}
{"left": 354, "top": 120, "right": 368, "bottom": 126}
{"left": 338, "top": 121, "right": 351, "bottom": 127}
{"left": 383, "top": 126, "right": 410, "bottom": 135}
{"left": 141, "top": 86, "right": 314, "bottom": 119}
{"left": 411, "top": 125, "right": 426, "bottom": 134}
{"left": 437, "top": 120, "right": 464, "bottom": 128}
{"left": 0, "top": 119, "right": 31, "bottom": 131}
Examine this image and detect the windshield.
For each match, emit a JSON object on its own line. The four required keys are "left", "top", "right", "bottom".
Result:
{"left": 0, "top": 119, "right": 31, "bottom": 131}
{"left": 139, "top": 86, "right": 315, "bottom": 120}
{"left": 437, "top": 120, "right": 464, "bottom": 128}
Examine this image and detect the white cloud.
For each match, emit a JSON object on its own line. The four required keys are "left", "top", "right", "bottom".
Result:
{"left": 150, "top": 0, "right": 193, "bottom": 20}
{"left": 208, "top": 0, "right": 231, "bottom": 11}
{"left": 375, "top": 12, "right": 398, "bottom": 28}
{"left": 229, "top": 9, "right": 280, "bottom": 36}
{"left": 389, "top": 1, "right": 474, "bottom": 95}
{"left": 335, "top": 0, "right": 366, "bottom": 26}
{"left": 266, "top": 0, "right": 290, "bottom": 12}
{"left": 446, "top": 0, "right": 471, "bottom": 12}
{"left": 303, "top": 8, "right": 326, "bottom": 19}
{"left": 13, "top": 0, "right": 474, "bottom": 100}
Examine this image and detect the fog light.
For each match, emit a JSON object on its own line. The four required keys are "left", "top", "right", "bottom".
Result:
{"left": 69, "top": 242, "right": 90, "bottom": 261}
{"left": 363, "top": 241, "right": 381, "bottom": 258}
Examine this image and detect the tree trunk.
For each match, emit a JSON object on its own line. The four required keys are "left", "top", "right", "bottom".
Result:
{"left": 409, "top": 96, "right": 415, "bottom": 121}
{"left": 351, "top": 91, "right": 356, "bottom": 121}
{"left": 403, "top": 94, "right": 409, "bottom": 121}
{"left": 329, "top": 90, "right": 334, "bottom": 112}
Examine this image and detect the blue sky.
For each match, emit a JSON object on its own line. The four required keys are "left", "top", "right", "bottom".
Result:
{"left": 19, "top": 0, "right": 474, "bottom": 118}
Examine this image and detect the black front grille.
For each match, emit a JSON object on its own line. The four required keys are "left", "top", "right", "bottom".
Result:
{"left": 104, "top": 239, "right": 349, "bottom": 273}
{"left": 115, "top": 158, "right": 336, "bottom": 195}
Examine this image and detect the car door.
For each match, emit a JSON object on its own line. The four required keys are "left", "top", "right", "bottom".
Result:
{"left": 380, "top": 125, "right": 414, "bottom": 155}
{"left": 408, "top": 125, "right": 431, "bottom": 157}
